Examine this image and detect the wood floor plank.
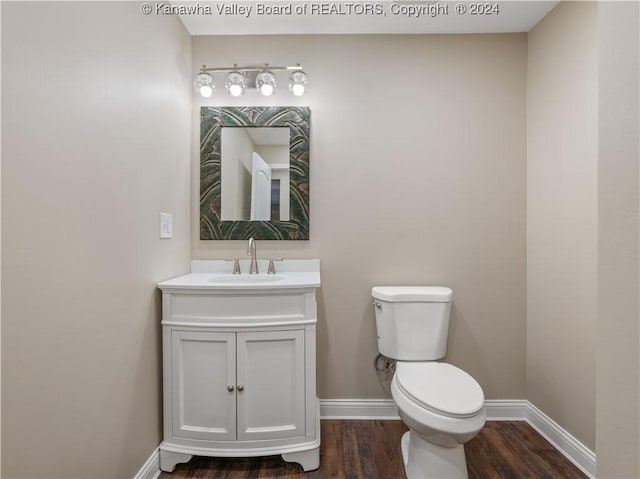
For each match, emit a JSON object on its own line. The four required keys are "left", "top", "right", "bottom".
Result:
{"left": 484, "top": 423, "right": 524, "bottom": 479}
{"left": 340, "top": 420, "right": 372, "bottom": 479}
{"left": 370, "top": 420, "right": 405, "bottom": 479}
{"left": 465, "top": 423, "right": 503, "bottom": 479}
{"left": 159, "top": 420, "right": 588, "bottom": 479}
{"left": 510, "top": 422, "right": 560, "bottom": 478}
{"left": 319, "top": 420, "right": 346, "bottom": 479}
{"left": 353, "top": 420, "right": 379, "bottom": 479}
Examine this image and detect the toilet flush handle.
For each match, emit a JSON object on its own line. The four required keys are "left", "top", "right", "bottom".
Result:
{"left": 372, "top": 300, "right": 382, "bottom": 310}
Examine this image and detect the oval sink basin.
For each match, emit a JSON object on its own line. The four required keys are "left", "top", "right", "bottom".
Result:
{"left": 208, "top": 275, "right": 284, "bottom": 284}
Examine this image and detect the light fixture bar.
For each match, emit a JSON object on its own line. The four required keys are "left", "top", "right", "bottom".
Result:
{"left": 198, "top": 64, "right": 303, "bottom": 73}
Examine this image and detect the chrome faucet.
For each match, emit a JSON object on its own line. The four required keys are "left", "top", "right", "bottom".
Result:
{"left": 247, "top": 237, "right": 259, "bottom": 274}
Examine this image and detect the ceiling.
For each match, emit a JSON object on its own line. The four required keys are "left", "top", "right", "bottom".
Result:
{"left": 246, "top": 127, "right": 290, "bottom": 146}
{"left": 175, "top": 1, "right": 558, "bottom": 36}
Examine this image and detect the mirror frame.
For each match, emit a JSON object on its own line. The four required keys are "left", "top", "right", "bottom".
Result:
{"left": 200, "top": 106, "right": 310, "bottom": 240}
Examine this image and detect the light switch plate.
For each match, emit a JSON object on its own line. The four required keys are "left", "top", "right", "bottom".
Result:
{"left": 160, "top": 213, "right": 173, "bottom": 239}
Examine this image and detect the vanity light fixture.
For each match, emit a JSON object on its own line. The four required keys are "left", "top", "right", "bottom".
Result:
{"left": 255, "top": 65, "right": 277, "bottom": 96}
{"left": 193, "top": 71, "right": 215, "bottom": 98}
{"left": 194, "top": 63, "right": 307, "bottom": 97}
{"left": 225, "top": 68, "right": 247, "bottom": 97}
{"left": 288, "top": 69, "right": 308, "bottom": 96}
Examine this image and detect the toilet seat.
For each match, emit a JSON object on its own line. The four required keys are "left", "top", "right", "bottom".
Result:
{"left": 395, "top": 362, "right": 484, "bottom": 419}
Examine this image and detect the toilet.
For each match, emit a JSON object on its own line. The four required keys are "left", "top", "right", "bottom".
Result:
{"left": 372, "top": 286, "right": 486, "bottom": 479}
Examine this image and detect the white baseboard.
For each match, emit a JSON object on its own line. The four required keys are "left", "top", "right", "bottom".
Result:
{"left": 319, "top": 398, "right": 595, "bottom": 478}
{"left": 320, "top": 399, "right": 399, "bottom": 419}
{"left": 136, "top": 399, "right": 595, "bottom": 479}
{"left": 133, "top": 447, "right": 160, "bottom": 479}
{"left": 484, "top": 399, "right": 530, "bottom": 420}
{"left": 318, "top": 398, "right": 529, "bottom": 421}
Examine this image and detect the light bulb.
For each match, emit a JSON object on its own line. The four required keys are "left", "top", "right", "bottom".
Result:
{"left": 228, "top": 84, "right": 243, "bottom": 97}
{"left": 260, "top": 83, "right": 275, "bottom": 96}
{"left": 199, "top": 85, "right": 213, "bottom": 98}
{"left": 291, "top": 83, "right": 305, "bottom": 96}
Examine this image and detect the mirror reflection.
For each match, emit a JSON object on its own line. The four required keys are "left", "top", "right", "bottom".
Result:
{"left": 221, "top": 127, "right": 290, "bottom": 221}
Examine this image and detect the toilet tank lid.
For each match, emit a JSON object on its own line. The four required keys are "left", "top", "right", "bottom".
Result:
{"left": 372, "top": 286, "right": 452, "bottom": 302}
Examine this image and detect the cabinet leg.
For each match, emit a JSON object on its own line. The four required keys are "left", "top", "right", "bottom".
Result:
{"left": 282, "top": 447, "right": 320, "bottom": 471}
{"left": 159, "top": 450, "right": 193, "bottom": 472}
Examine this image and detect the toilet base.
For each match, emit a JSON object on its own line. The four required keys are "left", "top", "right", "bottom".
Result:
{"left": 401, "top": 431, "right": 469, "bottom": 479}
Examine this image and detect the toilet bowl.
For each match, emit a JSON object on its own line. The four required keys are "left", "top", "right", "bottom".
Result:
{"left": 371, "top": 286, "right": 486, "bottom": 479}
{"left": 391, "top": 362, "right": 486, "bottom": 479}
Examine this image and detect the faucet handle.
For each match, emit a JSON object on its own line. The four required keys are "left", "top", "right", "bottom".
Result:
{"left": 267, "top": 258, "right": 283, "bottom": 275}
{"left": 225, "top": 258, "right": 242, "bottom": 275}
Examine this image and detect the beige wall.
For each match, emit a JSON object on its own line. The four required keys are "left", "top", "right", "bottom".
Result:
{"left": 192, "top": 34, "right": 528, "bottom": 400}
{"left": 0, "top": 2, "right": 3, "bottom": 473}
{"left": 1, "top": 2, "right": 191, "bottom": 478}
{"left": 221, "top": 127, "right": 253, "bottom": 220}
{"left": 526, "top": 1, "right": 598, "bottom": 451}
{"left": 596, "top": 1, "right": 640, "bottom": 477}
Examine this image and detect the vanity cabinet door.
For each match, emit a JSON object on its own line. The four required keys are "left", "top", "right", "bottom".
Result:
{"left": 236, "top": 330, "right": 306, "bottom": 441}
{"left": 171, "top": 330, "right": 236, "bottom": 441}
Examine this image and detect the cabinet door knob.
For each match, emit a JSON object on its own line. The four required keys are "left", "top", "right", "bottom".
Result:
{"left": 237, "top": 384, "right": 244, "bottom": 392}
{"left": 227, "top": 385, "right": 234, "bottom": 392}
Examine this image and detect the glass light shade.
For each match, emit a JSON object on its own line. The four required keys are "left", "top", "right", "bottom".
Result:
{"left": 225, "top": 71, "right": 247, "bottom": 97}
{"left": 288, "top": 70, "right": 308, "bottom": 96}
{"left": 256, "top": 70, "right": 277, "bottom": 96}
{"left": 193, "top": 72, "right": 215, "bottom": 98}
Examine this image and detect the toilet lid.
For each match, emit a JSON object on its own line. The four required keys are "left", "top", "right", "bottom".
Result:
{"left": 395, "top": 362, "right": 484, "bottom": 419}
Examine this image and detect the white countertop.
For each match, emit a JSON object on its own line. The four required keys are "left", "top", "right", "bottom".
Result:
{"left": 157, "top": 259, "right": 321, "bottom": 291}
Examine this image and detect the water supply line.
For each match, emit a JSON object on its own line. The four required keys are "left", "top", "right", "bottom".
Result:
{"left": 374, "top": 353, "right": 395, "bottom": 373}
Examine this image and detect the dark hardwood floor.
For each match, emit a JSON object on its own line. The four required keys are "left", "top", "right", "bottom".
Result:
{"left": 159, "top": 420, "right": 588, "bottom": 479}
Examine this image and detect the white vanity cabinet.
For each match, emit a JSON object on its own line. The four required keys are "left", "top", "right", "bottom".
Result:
{"left": 157, "top": 260, "right": 321, "bottom": 473}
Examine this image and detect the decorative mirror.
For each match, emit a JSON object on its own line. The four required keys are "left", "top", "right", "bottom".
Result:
{"left": 200, "top": 106, "right": 310, "bottom": 240}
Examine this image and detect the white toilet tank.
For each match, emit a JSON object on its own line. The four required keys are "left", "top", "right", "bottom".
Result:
{"left": 372, "top": 286, "right": 453, "bottom": 361}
